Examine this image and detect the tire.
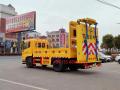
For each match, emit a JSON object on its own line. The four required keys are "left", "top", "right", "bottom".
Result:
{"left": 69, "top": 65, "right": 78, "bottom": 71}
{"left": 42, "top": 65, "right": 47, "bottom": 68}
{"left": 118, "top": 60, "right": 120, "bottom": 64}
{"left": 107, "top": 59, "right": 111, "bottom": 62}
{"left": 101, "top": 59, "right": 106, "bottom": 63}
{"left": 26, "top": 57, "right": 34, "bottom": 68}
{"left": 53, "top": 59, "right": 66, "bottom": 72}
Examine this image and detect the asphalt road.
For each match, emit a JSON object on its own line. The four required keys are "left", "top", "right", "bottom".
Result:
{"left": 0, "top": 56, "right": 120, "bottom": 90}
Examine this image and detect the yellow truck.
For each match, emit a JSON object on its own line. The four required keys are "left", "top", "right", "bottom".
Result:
{"left": 22, "top": 18, "right": 101, "bottom": 72}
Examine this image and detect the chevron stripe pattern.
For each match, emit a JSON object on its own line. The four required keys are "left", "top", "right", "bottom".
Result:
{"left": 82, "top": 42, "right": 98, "bottom": 55}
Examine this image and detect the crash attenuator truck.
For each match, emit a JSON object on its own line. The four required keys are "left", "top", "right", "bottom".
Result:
{"left": 22, "top": 18, "right": 101, "bottom": 72}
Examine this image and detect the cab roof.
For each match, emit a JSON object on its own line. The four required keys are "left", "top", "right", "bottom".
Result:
{"left": 24, "top": 38, "right": 48, "bottom": 43}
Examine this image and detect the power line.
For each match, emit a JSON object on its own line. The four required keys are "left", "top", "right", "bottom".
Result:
{"left": 97, "top": 0, "right": 120, "bottom": 24}
{"left": 97, "top": 0, "right": 120, "bottom": 10}
{"left": 116, "top": 23, "right": 120, "bottom": 24}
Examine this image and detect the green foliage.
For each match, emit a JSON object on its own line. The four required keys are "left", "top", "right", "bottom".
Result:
{"left": 101, "top": 34, "right": 120, "bottom": 49}
{"left": 100, "top": 43, "right": 103, "bottom": 48}
{"left": 105, "top": 51, "right": 111, "bottom": 55}
{"left": 114, "top": 35, "right": 120, "bottom": 49}
{"left": 102, "top": 34, "right": 114, "bottom": 49}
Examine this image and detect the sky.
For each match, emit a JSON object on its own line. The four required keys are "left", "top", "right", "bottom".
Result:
{"left": 0, "top": 0, "right": 120, "bottom": 44}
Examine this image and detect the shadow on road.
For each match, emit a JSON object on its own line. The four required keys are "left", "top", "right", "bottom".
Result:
{"left": 23, "top": 66, "right": 100, "bottom": 76}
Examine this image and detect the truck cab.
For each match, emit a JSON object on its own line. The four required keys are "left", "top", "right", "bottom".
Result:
{"left": 22, "top": 39, "right": 48, "bottom": 64}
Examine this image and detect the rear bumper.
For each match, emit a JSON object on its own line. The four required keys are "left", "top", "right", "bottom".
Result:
{"left": 71, "top": 61, "right": 101, "bottom": 69}
{"left": 70, "top": 62, "right": 101, "bottom": 69}
{"left": 75, "top": 61, "right": 101, "bottom": 64}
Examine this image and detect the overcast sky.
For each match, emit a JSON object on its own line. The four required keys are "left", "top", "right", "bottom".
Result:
{"left": 0, "top": 0, "right": 120, "bottom": 43}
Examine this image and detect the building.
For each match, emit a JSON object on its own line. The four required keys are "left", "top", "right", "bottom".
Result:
{"left": 0, "top": 4, "right": 17, "bottom": 54}
{"left": 0, "top": 18, "right": 6, "bottom": 42}
{"left": 22, "top": 31, "right": 41, "bottom": 39}
{"left": 0, "top": 4, "right": 17, "bottom": 40}
{"left": 0, "top": 4, "right": 17, "bottom": 18}
{"left": 47, "top": 28, "right": 68, "bottom": 48}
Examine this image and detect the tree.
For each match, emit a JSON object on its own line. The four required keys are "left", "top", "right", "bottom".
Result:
{"left": 102, "top": 34, "right": 114, "bottom": 49}
{"left": 114, "top": 35, "right": 120, "bottom": 49}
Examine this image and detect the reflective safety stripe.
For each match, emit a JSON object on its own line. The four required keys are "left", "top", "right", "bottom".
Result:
{"left": 94, "top": 23, "right": 98, "bottom": 61}
{"left": 85, "top": 22, "right": 89, "bottom": 61}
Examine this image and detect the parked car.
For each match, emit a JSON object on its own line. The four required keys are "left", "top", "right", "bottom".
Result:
{"left": 115, "top": 54, "right": 120, "bottom": 64}
{"left": 98, "top": 52, "right": 112, "bottom": 63}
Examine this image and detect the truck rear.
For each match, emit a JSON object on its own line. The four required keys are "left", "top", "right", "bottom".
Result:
{"left": 69, "top": 18, "right": 101, "bottom": 69}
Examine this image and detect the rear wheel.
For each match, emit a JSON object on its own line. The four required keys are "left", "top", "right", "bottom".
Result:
{"left": 53, "top": 59, "right": 66, "bottom": 72}
{"left": 26, "top": 57, "right": 34, "bottom": 68}
{"left": 42, "top": 65, "right": 47, "bottom": 68}
{"left": 69, "top": 65, "right": 79, "bottom": 71}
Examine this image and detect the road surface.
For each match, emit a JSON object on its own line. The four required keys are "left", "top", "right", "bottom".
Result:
{"left": 0, "top": 56, "right": 120, "bottom": 90}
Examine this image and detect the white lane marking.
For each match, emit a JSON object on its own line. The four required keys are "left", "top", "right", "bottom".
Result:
{"left": 0, "top": 78, "right": 48, "bottom": 90}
